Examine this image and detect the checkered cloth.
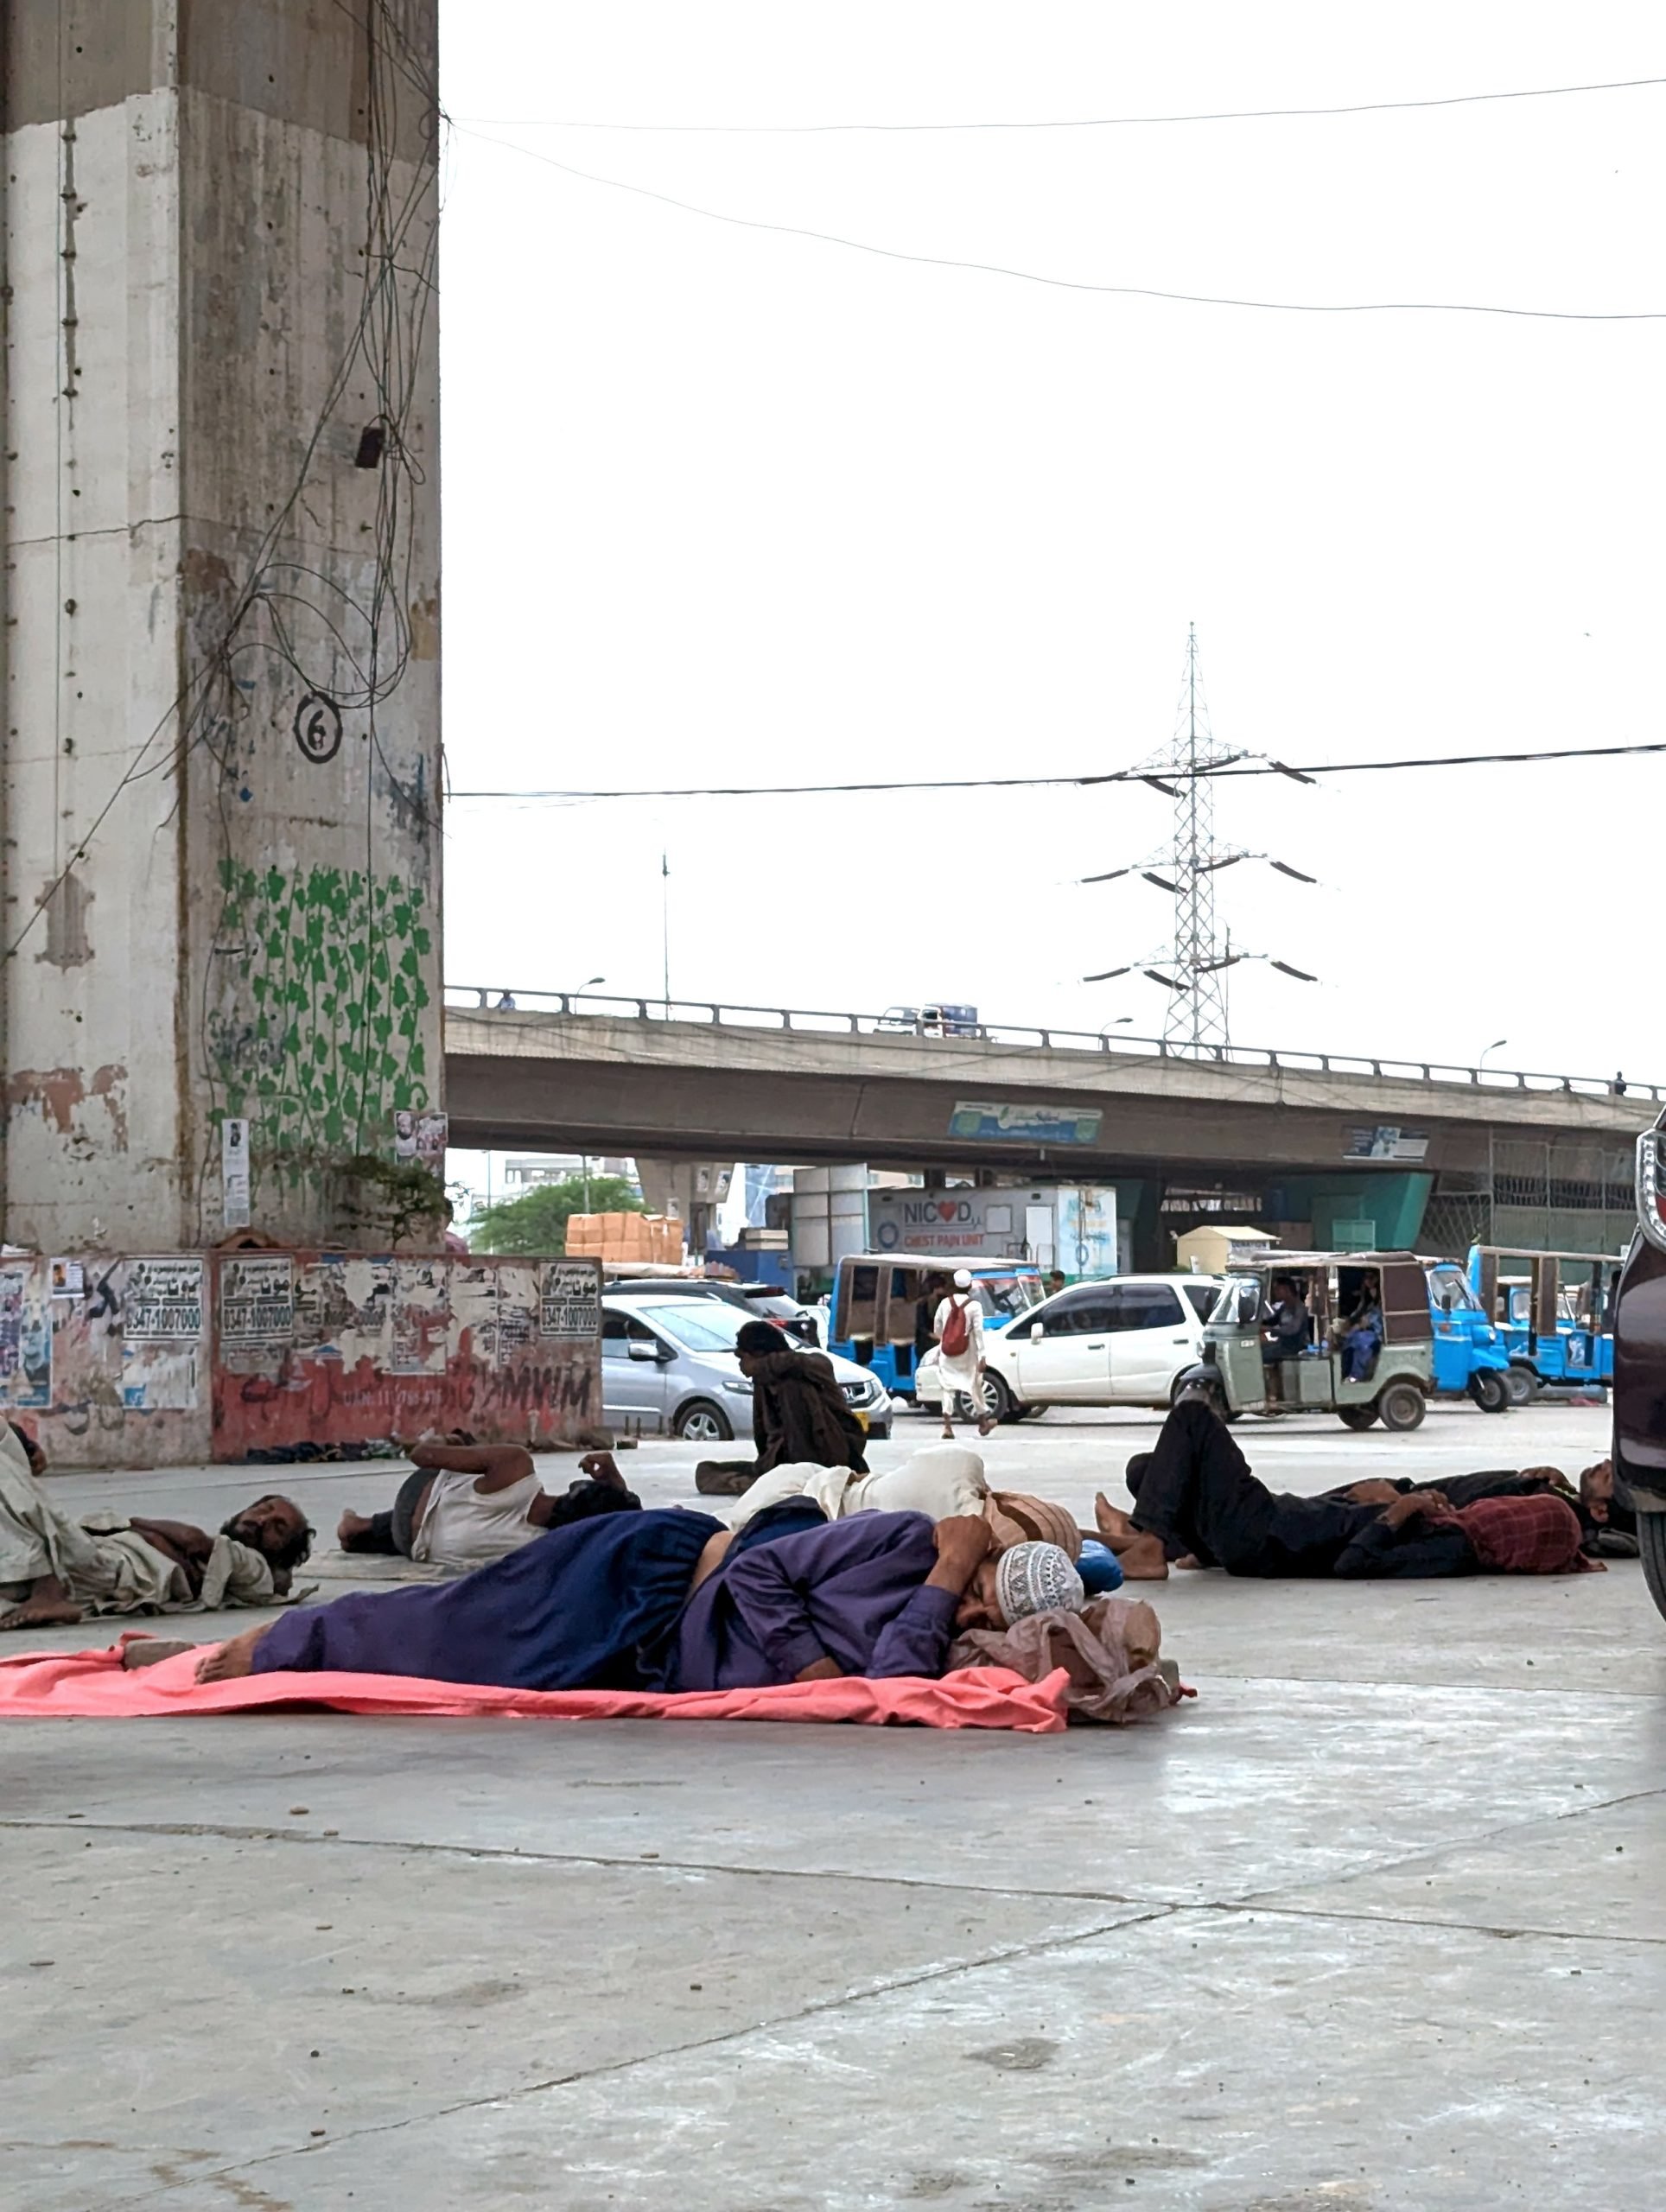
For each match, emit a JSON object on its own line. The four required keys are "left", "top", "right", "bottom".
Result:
{"left": 1455, "top": 1492, "right": 1589, "bottom": 1574}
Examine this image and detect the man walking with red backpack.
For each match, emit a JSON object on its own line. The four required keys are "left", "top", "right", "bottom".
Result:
{"left": 935, "top": 1269, "right": 994, "bottom": 1441}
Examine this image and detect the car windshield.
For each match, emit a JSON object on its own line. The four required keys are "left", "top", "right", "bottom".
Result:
{"left": 1210, "top": 1275, "right": 1261, "bottom": 1325}
{"left": 1427, "top": 1266, "right": 1481, "bottom": 1313}
{"left": 978, "top": 1274, "right": 1040, "bottom": 1317}
{"left": 633, "top": 1301, "right": 751, "bottom": 1354}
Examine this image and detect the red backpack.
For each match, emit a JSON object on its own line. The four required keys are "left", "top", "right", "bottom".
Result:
{"left": 939, "top": 1296, "right": 971, "bottom": 1359}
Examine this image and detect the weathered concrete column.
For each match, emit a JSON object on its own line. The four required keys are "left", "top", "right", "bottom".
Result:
{"left": 2, "top": 0, "right": 442, "bottom": 1249}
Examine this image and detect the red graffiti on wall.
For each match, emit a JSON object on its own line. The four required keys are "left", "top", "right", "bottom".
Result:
{"left": 213, "top": 1330, "right": 597, "bottom": 1458}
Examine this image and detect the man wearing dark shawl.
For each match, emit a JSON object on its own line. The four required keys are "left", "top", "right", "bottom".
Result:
{"left": 740, "top": 1321, "right": 869, "bottom": 1477}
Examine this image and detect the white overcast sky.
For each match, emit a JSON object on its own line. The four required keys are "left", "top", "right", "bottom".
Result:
{"left": 436, "top": 3, "right": 1663, "bottom": 1085}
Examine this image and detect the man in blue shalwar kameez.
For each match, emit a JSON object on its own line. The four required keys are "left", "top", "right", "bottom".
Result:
{"left": 193, "top": 1504, "right": 1082, "bottom": 1691}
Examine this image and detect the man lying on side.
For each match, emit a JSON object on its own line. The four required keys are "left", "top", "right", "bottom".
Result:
{"left": 1094, "top": 1399, "right": 1598, "bottom": 1581}
{"left": 188, "top": 1504, "right": 1085, "bottom": 1691}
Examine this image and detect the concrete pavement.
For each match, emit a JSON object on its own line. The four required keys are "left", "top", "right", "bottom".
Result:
{"left": 7, "top": 1402, "right": 1663, "bottom": 2210}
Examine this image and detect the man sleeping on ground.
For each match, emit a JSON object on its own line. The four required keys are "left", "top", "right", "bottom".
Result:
{"left": 1093, "top": 1399, "right": 1600, "bottom": 1580}
{"left": 189, "top": 1503, "right": 1086, "bottom": 1692}
{"left": 335, "top": 1436, "right": 639, "bottom": 1571}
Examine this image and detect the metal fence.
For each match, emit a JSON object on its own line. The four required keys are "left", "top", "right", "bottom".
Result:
{"left": 445, "top": 986, "right": 1661, "bottom": 1107}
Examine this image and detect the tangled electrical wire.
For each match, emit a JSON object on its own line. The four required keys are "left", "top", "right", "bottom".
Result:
{"left": 0, "top": 0, "right": 448, "bottom": 1238}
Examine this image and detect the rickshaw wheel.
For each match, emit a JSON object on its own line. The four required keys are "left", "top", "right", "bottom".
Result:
{"left": 1338, "top": 1406, "right": 1378, "bottom": 1431}
{"left": 1504, "top": 1365, "right": 1536, "bottom": 1407}
{"left": 1467, "top": 1369, "right": 1511, "bottom": 1414}
{"left": 1377, "top": 1381, "right": 1427, "bottom": 1432}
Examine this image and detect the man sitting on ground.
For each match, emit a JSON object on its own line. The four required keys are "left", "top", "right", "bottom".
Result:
{"left": 696, "top": 1320, "right": 869, "bottom": 1495}
{"left": 0, "top": 1421, "right": 311, "bottom": 1631}
{"left": 337, "top": 1434, "right": 639, "bottom": 1572}
{"left": 1093, "top": 1398, "right": 1599, "bottom": 1581}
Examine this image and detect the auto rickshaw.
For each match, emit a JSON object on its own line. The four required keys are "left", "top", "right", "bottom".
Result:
{"left": 1176, "top": 1249, "right": 1436, "bottom": 1431}
{"left": 1466, "top": 1244, "right": 1618, "bottom": 1402}
{"left": 824, "top": 1252, "right": 1043, "bottom": 1400}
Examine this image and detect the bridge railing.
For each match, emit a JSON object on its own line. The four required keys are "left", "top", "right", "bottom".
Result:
{"left": 443, "top": 986, "right": 1660, "bottom": 1106}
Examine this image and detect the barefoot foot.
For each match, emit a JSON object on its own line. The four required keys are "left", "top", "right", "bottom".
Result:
{"left": 337, "top": 1509, "right": 374, "bottom": 1547}
{"left": 1114, "top": 1532, "right": 1170, "bottom": 1580}
{"left": 0, "top": 1595, "right": 85, "bottom": 1632}
{"left": 194, "top": 1622, "right": 273, "bottom": 1682}
{"left": 1093, "top": 1493, "right": 1135, "bottom": 1543}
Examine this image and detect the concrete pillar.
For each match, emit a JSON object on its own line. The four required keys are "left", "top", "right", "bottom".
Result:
{"left": 2, "top": 0, "right": 441, "bottom": 1250}
{"left": 634, "top": 1158, "right": 734, "bottom": 1255}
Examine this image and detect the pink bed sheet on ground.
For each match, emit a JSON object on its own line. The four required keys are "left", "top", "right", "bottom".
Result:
{"left": 0, "top": 1637, "right": 1074, "bottom": 1732}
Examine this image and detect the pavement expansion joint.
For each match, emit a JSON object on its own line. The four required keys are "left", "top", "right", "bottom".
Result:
{"left": 1225, "top": 1778, "right": 1666, "bottom": 1912}
{"left": 0, "top": 1813, "right": 1166, "bottom": 1905}
{"left": 79, "top": 1904, "right": 1186, "bottom": 2212}
{"left": 1214, "top": 1896, "right": 1666, "bottom": 1948}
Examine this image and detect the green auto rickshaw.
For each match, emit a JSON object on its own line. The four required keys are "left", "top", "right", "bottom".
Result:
{"left": 1175, "top": 1249, "right": 1434, "bottom": 1431}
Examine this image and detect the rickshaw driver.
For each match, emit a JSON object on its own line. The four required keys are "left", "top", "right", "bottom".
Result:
{"left": 1262, "top": 1275, "right": 1310, "bottom": 1361}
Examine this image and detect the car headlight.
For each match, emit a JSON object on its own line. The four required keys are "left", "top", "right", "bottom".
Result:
{"left": 722, "top": 1378, "right": 754, "bottom": 1397}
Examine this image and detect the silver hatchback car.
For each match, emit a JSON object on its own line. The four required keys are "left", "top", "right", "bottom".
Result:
{"left": 601, "top": 1291, "right": 893, "bottom": 1444}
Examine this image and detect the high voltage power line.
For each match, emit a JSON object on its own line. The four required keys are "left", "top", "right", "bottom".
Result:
{"left": 459, "top": 70, "right": 1666, "bottom": 134}
{"left": 458, "top": 126, "right": 1666, "bottom": 321}
{"left": 448, "top": 738, "right": 1666, "bottom": 804}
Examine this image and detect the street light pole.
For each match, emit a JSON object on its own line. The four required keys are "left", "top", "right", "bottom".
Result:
{"left": 1479, "top": 1038, "right": 1509, "bottom": 1071}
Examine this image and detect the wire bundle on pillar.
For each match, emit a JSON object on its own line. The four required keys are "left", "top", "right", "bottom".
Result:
{"left": 1082, "top": 626, "right": 1318, "bottom": 1052}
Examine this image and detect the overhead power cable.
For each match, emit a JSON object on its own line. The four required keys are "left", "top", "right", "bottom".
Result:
{"left": 457, "top": 128, "right": 1666, "bottom": 321}
{"left": 458, "top": 72, "right": 1666, "bottom": 134}
{"left": 448, "top": 736, "right": 1666, "bottom": 804}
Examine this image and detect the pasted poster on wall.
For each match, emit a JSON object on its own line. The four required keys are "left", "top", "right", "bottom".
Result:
{"left": 394, "top": 1109, "right": 448, "bottom": 1168}
{"left": 222, "top": 1117, "right": 252, "bottom": 1230}
{"left": 495, "top": 1266, "right": 538, "bottom": 1364}
{"left": 123, "top": 1341, "right": 200, "bottom": 1411}
{"left": 124, "top": 1258, "right": 207, "bottom": 1342}
{"left": 449, "top": 1264, "right": 499, "bottom": 1367}
{"left": 219, "top": 1254, "right": 296, "bottom": 1368}
{"left": 293, "top": 1254, "right": 392, "bottom": 1364}
{"left": 391, "top": 1258, "right": 450, "bottom": 1376}
{"left": 0, "top": 1262, "right": 51, "bottom": 1408}
{"left": 540, "top": 1261, "right": 601, "bottom": 1339}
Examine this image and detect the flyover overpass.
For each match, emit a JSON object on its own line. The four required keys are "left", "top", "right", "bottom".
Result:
{"left": 444, "top": 990, "right": 1650, "bottom": 1249}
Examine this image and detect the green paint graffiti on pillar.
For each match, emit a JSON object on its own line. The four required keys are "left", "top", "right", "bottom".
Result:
{"left": 212, "top": 862, "right": 433, "bottom": 1170}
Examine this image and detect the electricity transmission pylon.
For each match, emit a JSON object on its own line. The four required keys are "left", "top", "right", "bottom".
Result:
{"left": 1082, "top": 626, "right": 1317, "bottom": 1052}
{"left": 1161, "top": 623, "right": 1234, "bottom": 1050}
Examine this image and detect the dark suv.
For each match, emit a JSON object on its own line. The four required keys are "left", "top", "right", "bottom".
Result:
{"left": 1613, "top": 1122, "right": 1666, "bottom": 1616}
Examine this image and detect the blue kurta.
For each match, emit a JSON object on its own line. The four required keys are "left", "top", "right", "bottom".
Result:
{"left": 251, "top": 1507, "right": 724, "bottom": 1691}
{"left": 663, "top": 1510, "right": 960, "bottom": 1691}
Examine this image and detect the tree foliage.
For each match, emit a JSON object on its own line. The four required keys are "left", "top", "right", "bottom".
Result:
{"left": 467, "top": 1174, "right": 644, "bottom": 1257}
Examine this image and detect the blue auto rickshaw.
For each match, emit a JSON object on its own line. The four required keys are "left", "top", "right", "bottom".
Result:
{"left": 825, "top": 1253, "right": 1044, "bottom": 1400}
{"left": 1467, "top": 1245, "right": 1618, "bottom": 1402}
{"left": 1423, "top": 1259, "right": 1513, "bottom": 1411}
